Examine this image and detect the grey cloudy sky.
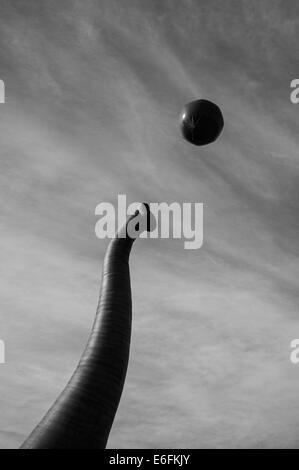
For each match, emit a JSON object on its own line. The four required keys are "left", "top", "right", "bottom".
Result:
{"left": 0, "top": 0, "right": 299, "bottom": 448}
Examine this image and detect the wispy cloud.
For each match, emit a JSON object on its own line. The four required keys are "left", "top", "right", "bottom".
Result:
{"left": 0, "top": 0, "right": 298, "bottom": 448}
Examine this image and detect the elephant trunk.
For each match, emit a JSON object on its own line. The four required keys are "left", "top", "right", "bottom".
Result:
{"left": 21, "top": 211, "right": 143, "bottom": 449}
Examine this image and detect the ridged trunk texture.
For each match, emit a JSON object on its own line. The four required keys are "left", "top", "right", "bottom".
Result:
{"left": 21, "top": 215, "right": 137, "bottom": 449}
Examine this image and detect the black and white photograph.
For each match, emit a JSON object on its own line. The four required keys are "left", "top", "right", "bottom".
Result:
{"left": 0, "top": 0, "right": 299, "bottom": 453}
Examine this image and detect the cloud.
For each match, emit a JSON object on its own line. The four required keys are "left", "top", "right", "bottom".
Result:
{"left": 0, "top": 0, "right": 298, "bottom": 449}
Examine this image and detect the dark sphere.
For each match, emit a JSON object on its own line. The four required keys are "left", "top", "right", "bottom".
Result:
{"left": 180, "top": 99, "right": 224, "bottom": 146}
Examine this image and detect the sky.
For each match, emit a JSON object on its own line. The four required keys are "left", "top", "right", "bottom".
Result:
{"left": 0, "top": 0, "right": 299, "bottom": 449}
